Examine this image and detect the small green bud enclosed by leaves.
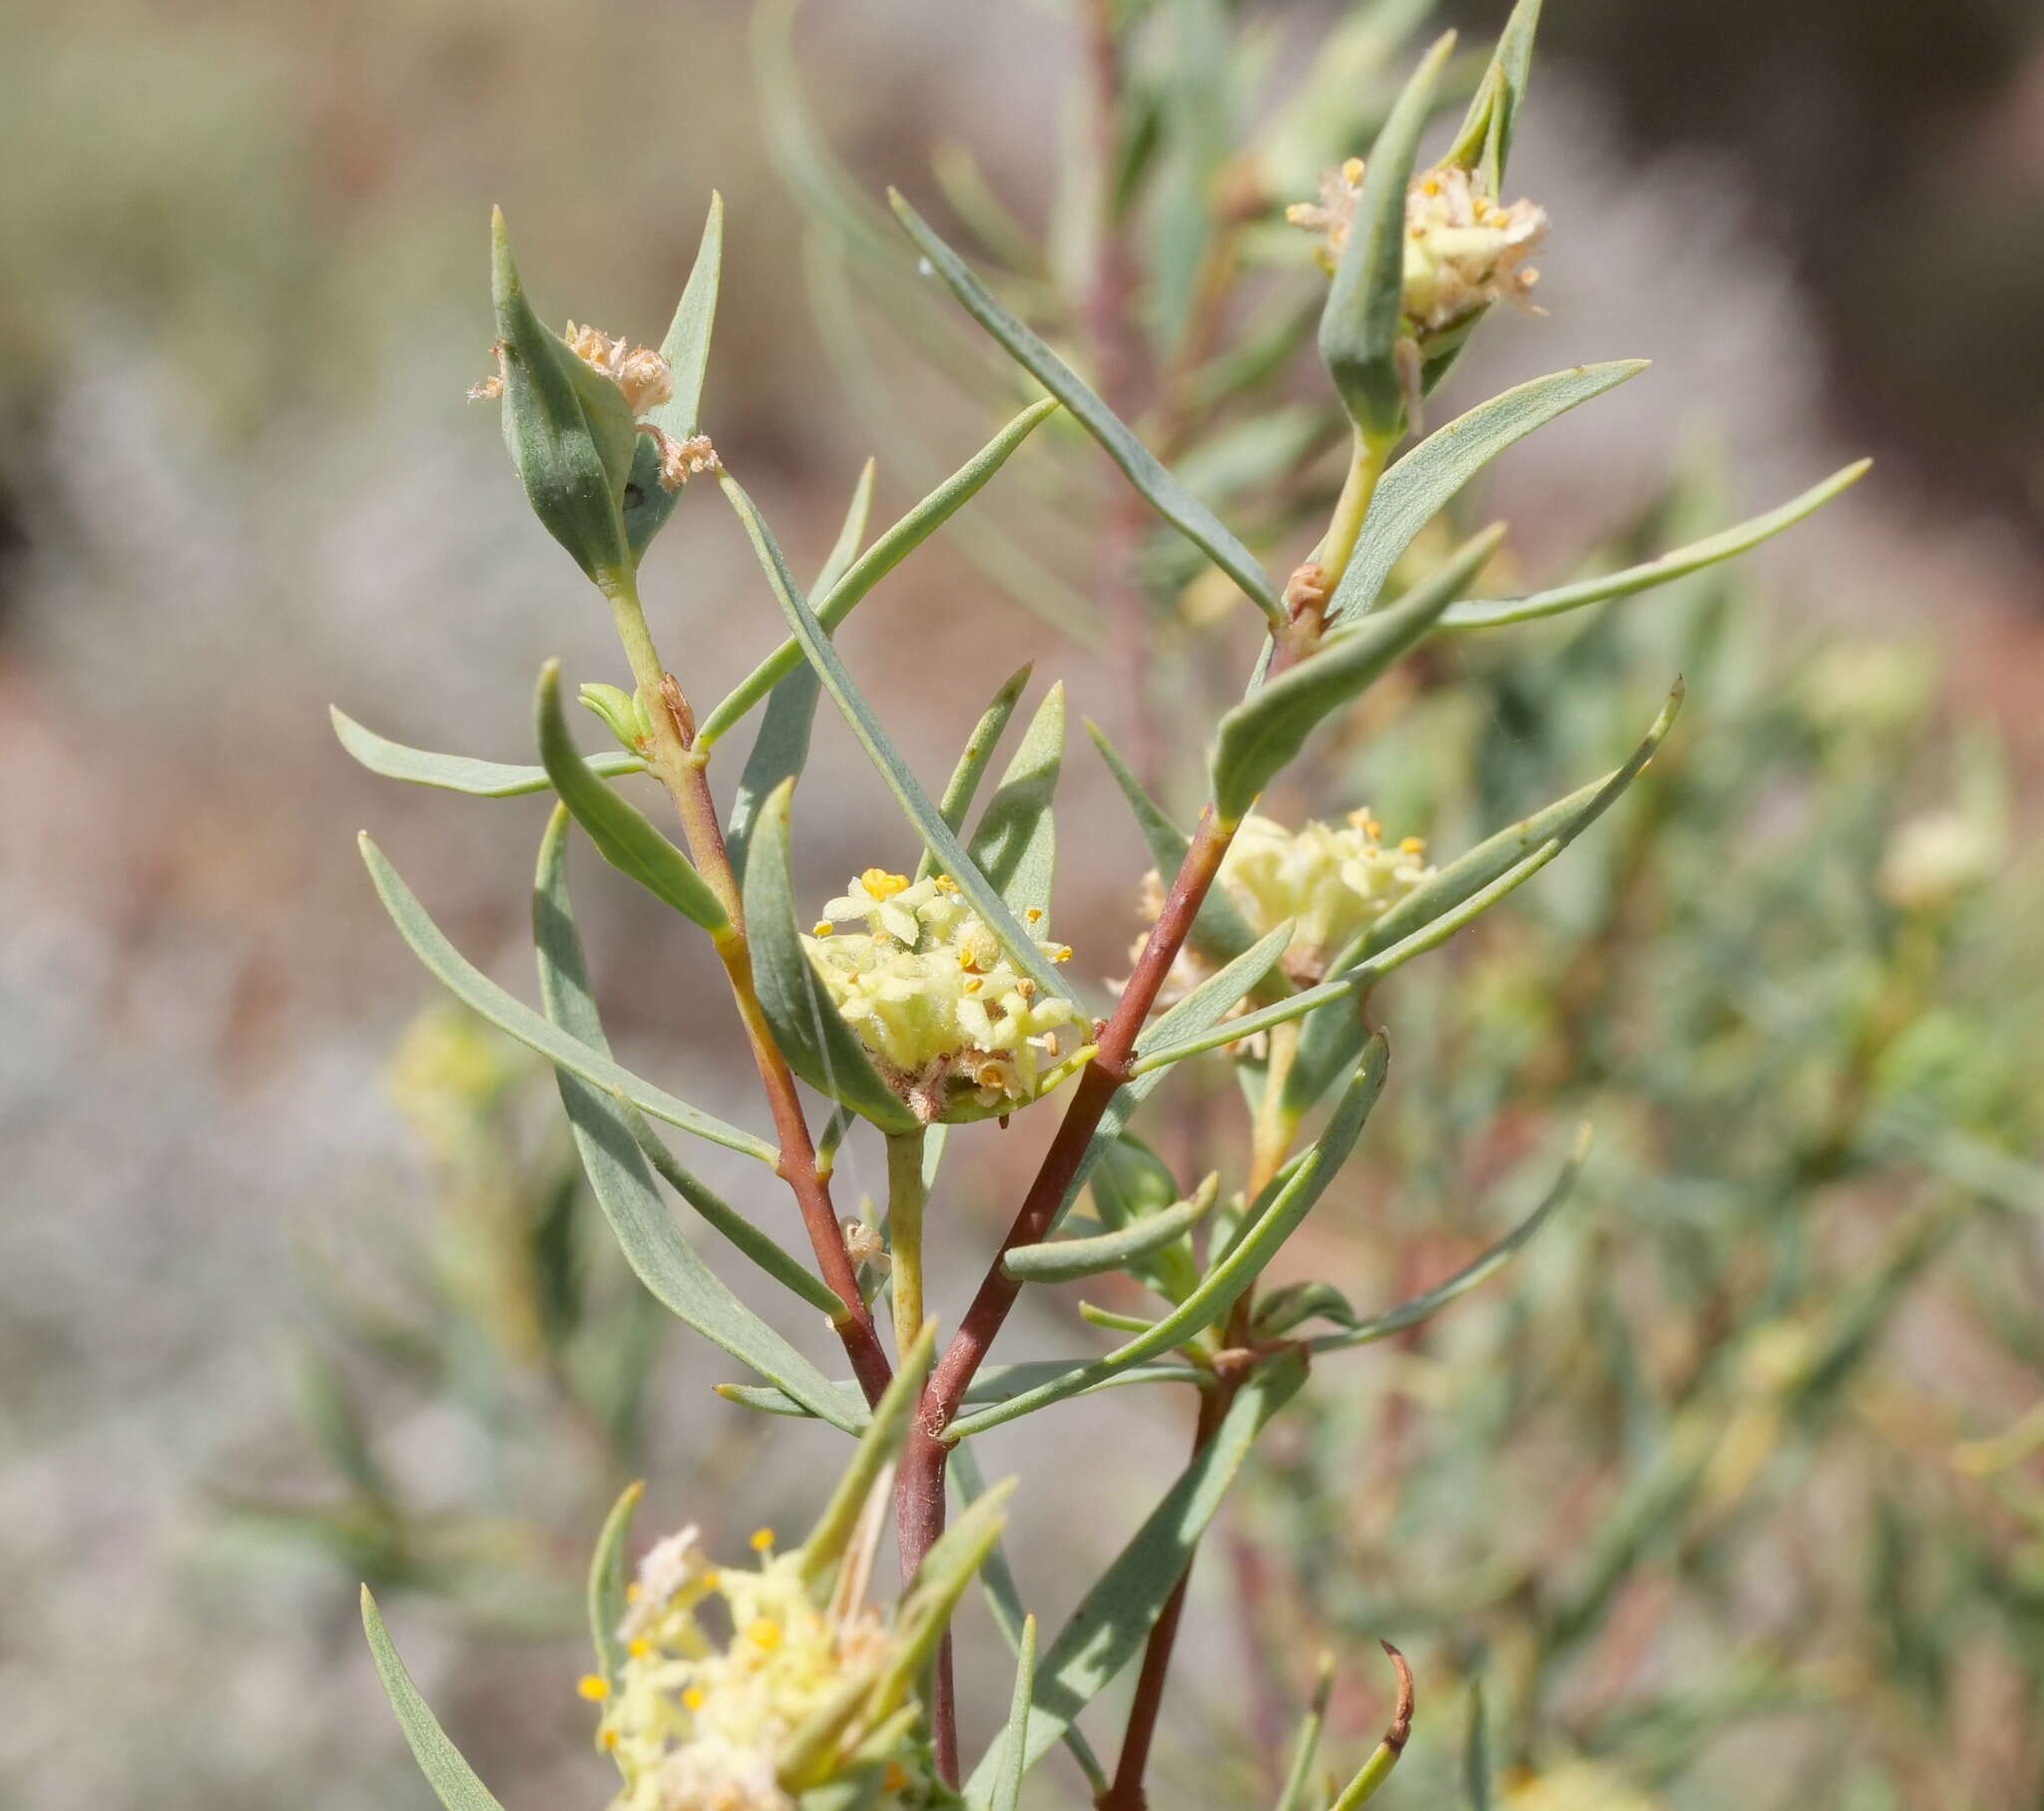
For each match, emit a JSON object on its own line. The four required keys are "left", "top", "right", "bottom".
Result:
{"left": 579, "top": 680, "right": 653, "bottom": 753}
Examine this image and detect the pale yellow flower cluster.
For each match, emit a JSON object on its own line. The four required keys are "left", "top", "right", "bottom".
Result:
{"left": 804, "top": 869, "right": 1082, "bottom": 1122}
{"left": 470, "top": 323, "right": 719, "bottom": 492}
{"left": 1135, "top": 810, "right": 1434, "bottom": 998}
{"left": 592, "top": 1525, "right": 931, "bottom": 1811}
{"left": 1287, "top": 159, "right": 1547, "bottom": 334}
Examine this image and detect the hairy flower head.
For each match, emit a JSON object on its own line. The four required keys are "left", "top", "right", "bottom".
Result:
{"left": 596, "top": 1520, "right": 935, "bottom": 1811}
{"left": 804, "top": 870, "right": 1082, "bottom": 1123}
{"left": 1287, "top": 160, "right": 1547, "bottom": 337}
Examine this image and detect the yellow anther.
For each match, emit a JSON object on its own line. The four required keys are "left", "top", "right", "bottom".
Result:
{"left": 748, "top": 1618, "right": 782, "bottom": 1650}
{"left": 812, "top": 921, "right": 834, "bottom": 937}
{"left": 963, "top": 977, "right": 983, "bottom": 994}
{"left": 884, "top": 1763, "right": 909, "bottom": 1791}
{"left": 1399, "top": 836, "right": 1425, "bottom": 854}
{"left": 577, "top": 1673, "right": 611, "bottom": 1701}
{"left": 1341, "top": 157, "right": 1364, "bottom": 185}
{"left": 624, "top": 1583, "right": 642, "bottom": 1603}
{"left": 1025, "top": 907, "right": 1044, "bottom": 922}
{"left": 1422, "top": 177, "right": 1441, "bottom": 196}
{"left": 598, "top": 1726, "right": 619, "bottom": 1751}
{"left": 700, "top": 1569, "right": 721, "bottom": 1591}
{"left": 627, "top": 1637, "right": 651, "bottom": 1659}
{"left": 935, "top": 874, "right": 959, "bottom": 892}
{"left": 683, "top": 1685, "right": 707, "bottom": 1712}
{"left": 1053, "top": 946, "right": 1073, "bottom": 963}
{"left": 859, "top": 868, "right": 909, "bottom": 900}
{"left": 749, "top": 1527, "right": 775, "bottom": 1552}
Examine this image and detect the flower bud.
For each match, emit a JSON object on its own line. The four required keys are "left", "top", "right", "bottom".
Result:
{"left": 579, "top": 681, "right": 654, "bottom": 754}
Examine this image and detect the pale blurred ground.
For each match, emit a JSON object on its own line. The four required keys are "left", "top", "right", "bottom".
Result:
{"left": 1, "top": 2, "right": 2040, "bottom": 1808}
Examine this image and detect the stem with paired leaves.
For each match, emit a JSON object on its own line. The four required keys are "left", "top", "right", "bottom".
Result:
{"left": 601, "top": 571, "right": 894, "bottom": 1408}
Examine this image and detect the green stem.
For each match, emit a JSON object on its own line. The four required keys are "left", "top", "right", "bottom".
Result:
{"left": 1317, "top": 430, "right": 1391, "bottom": 594}
{"left": 885, "top": 1129, "right": 929, "bottom": 1359}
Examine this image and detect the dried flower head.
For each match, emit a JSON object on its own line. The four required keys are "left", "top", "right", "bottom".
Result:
{"left": 804, "top": 870, "right": 1083, "bottom": 1122}
{"left": 596, "top": 1518, "right": 936, "bottom": 1811}
{"left": 1287, "top": 160, "right": 1547, "bottom": 336}
{"left": 470, "top": 322, "right": 718, "bottom": 493}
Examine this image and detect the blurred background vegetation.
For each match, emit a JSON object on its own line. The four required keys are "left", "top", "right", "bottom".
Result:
{"left": 2, "top": 2, "right": 2040, "bottom": 1809}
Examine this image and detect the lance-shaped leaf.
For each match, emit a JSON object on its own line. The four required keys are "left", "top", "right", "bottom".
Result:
{"left": 729, "top": 459, "right": 877, "bottom": 879}
{"left": 588, "top": 1481, "right": 644, "bottom": 1686}
{"left": 332, "top": 705, "right": 645, "bottom": 797}
{"left": 889, "top": 190, "right": 1282, "bottom": 625}
{"left": 964, "top": 1349, "right": 1309, "bottom": 1797}
{"left": 701, "top": 400, "right": 1061, "bottom": 745}
{"left": 1327, "top": 361, "right": 1647, "bottom": 626}
{"left": 916, "top": 665, "right": 1033, "bottom": 882}
{"left": 743, "top": 780, "right": 920, "bottom": 1133}
{"left": 1272, "top": 1654, "right": 1338, "bottom": 1811}
{"left": 490, "top": 210, "right": 632, "bottom": 582}
{"left": 1087, "top": 719, "right": 1263, "bottom": 969}
{"left": 966, "top": 681, "right": 1063, "bottom": 918}
{"left": 1088, "top": 1132, "right": 1181, "bottom": 1232}
{"left": 986, "top": 1614, "right": 1038, "bottom": 1811}
{"left": 626, "top": 1111, "right": 846, "bottom": 1318}
{"left": 624, "top": 193, "right": 725, "bottom": 558}
{"left": 361, "top": 1586, "right": 509, "bottom": 1811}
{"left": 1214, "top": 524, "right": 1505, "bottom": 823}
{"left": 721, "top": 475, "right": 1076, "bottom": 1004}
{"left": 529, "top": 810, "right": 860, "bottom": 1429}
{"left": 1283, "top": 681, "right": 1684, "bottom": 1117}
{"left": 1444, "top": 0, "right": 1542, "bottom": 190}
{"left": 954, "top": 1446, "right": 1111, "bottom": 1796}
{"left": 873, "top": 1478, "right": 1018, "bottom": 1717}
{"left": 798, "top": 1323, "right": 935, "bottom": 1589}
{"left": 1311, "top": 1128, "right": 1589, "bottom": 1354}
{"left": 1440, "top": 461, "right": 1870, "bottom": 631}
{"left": 1002, "top": 1178, "right": 1216, "bottom": 1284}
{"left": 716, "top": 1357, "right": 1205, "bottom": 1421}
{"left": 1318, "top": 32, "right": 1457, "bottom": 442}
{"left": 949, "top": 1043, "right": 1387, "bottom": 1439}
{"left": 358, "top": 833, "right": 771, "bottom": 1163}
{"left": 535, "top": 661, "right": 729, "bottom": 933}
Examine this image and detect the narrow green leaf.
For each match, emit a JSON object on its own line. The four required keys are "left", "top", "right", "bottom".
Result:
{"left": 799, "top": 1323, "right": 936, "bottom": 1588}
{"left": 963, "top": 1350, "right": 1309, "bottom": 1797}
{"left": 1445, "top": 0, "right": 1543, "bottom": 190}
{"left": 701, "top": 401, "right": 1060, "bottom": 746}
{"left": 332, "top": 705, "right": 643, "bottom": 797}
{"left": 715, "top": 1358, "right": 1206, "bottom": 1421}
{"left": 1440, "top": 461, "right": 1870, "bottom": 631}
{"left": 1272, "top": 1654, "right": 1337, "bottom": 1811}
{"left": 1214, "top": 524, "right": 1505, "bottom": 822}
{"left": 729, "top": 459, "right": 878, "bottom": 879}
{"left": 889, "top": 191, "right": 1282, "bottom": 624}
{"left": 529, "top": 809, "right": 858, "bottom": 1429}
{"left": 1327, "top": 361, "right": 1648, "bottom": 626}
{"left": 966, "top": 681, "right": 1063, "bottom": 919}
{"left": 1002, "top": 1183, "right": 1213, "bottom": 1284}
{"left": 916, "top": 664, "right": 1033, "bottom": 881}
{"left": 953, "top": 1446, "right": 1111, "bottom": 1797}
{"left": 588, "top": 1481, "right": 644, "bottom": 1685}
{"left": 359, "top": 833, "right": 773, "bottom": 1163}
{"left": 989, "top": 1614, "right": 1037, "bottom": 1811}
{"left": 625, "top": 193, "right": 726, "bottom": 558}
{"left": 1463, "top": 1682, "right": 1493, "bottom": 1811}
{"left": 1085, "top": 719, "right": 1263, "bottom": 967}
{"left": 1087, "top": 1132, "right": 1180, "bottom": 1232}
{"left": 1318, "top": 33, "right": 1456, "bottom": 441}
{"left": 361, "top": 1586, "right": 509, "bottom": 1811}
{"left": 949, "top": 1043, "right": 1387, "bottom": 1439}
{"left": 294, "top": 1346, "right": 387, "bottom": 1502}
{"left": 1283, "top": 680, "right": 1683, "bottom": 1117}
{"left": 535, "top": 662, "right": 729, "bottom": 932}
{"left": 1327, "top": 1645, "right": 1412, "bottom": 1807}
{"left": 720, "top": 475, "right": 1076, "bottom": 1003}
{"left": 743, "top": 780, "right": 921, "bottom": 1132}
{"left": 490, "top": 209, "right": 630, "bottom": 581}
{"left": 879, "top": 1479, "right": 1017, "bottom": 1710}
{"left": 625, "top": 1111, "right": 847, "bottom": 1318}
{"left": 1311, "top": 1128, "right": 1588, "bottom": 1354}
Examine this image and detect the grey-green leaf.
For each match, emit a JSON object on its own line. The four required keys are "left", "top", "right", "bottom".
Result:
{"left": 1440, "top": 461, "right": 1870, "bottom": 631}
{"left": 799, "top": 1323, "right": 935, "bottom": 1587}
{"left": 588, "top": 1481, "right": 644, "bottom": 1685}
{"left": 531, "top": 809, "right": 858, "bottom": 1429}
{"left": 916, "top": 664, "right": 1033, "bottom": 882}
{"left": 949, "top": 1042, "right": 1386, "bottom": 1439}
{"left": 701, "top": 401, "right": 1060, "bottom": 746}
{"left": 1002, "top": 1186, "right": 1212, "bottom": 1285}
{"left": 1318, "top": 33, "right": 1457, "bottom": 441}
{"left": 966, "top": 681, "right": 1063, "bottom": 919}
{"left": 743, "top": 779, "right": 920, "bottom": 1133}
{"left": 361, "top": 1586, "right": 509, "bottom": 1811}
{"left": 333, "top": 705, "right": 643, "bottom": 797}
{"left": 988, "top": 1614, "right": 1037, "bottom": 1811}
{"left": 1213, "top": 524, "right": 1505, "bottom": 822}
{"left": 358, "top": 832, "right": 772, "bottom": 1163}
{"left": 624, "top": 193, "right": 724, "bottom": 558}
{"left": 963, "top": 1351, "right": 1308, "bottom": 1797}
{"left": 1326, "top": 360, "right": 1647, "bottom": 626}
{"left": 535, "top": 661, "right": 729, "bottom": 933}
{"left": 889, "top": 190, "right": 1282, "bottom": 624}
{"left": 1445, "top": 0, "right": 1543, "bottom": 190}
{"left": 720, "top": 475, "right": 1075, "bottom": 1003}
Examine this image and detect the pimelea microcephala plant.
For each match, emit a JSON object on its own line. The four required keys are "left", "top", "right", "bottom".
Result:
{"left": 337, "top": 3, "right": 1869, "bottom": 1804}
